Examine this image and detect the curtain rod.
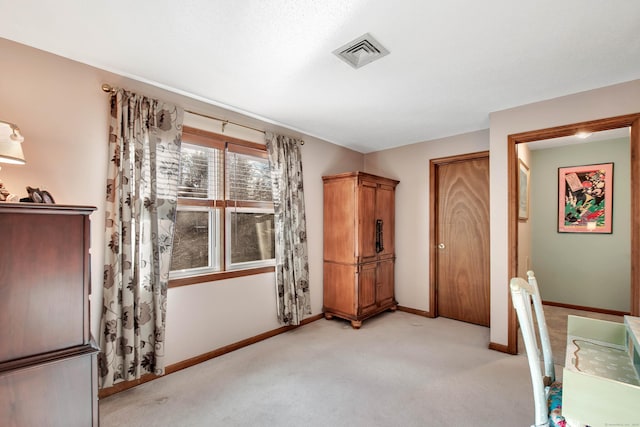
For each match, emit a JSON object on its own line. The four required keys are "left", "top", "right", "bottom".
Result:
{"left": 101, "top": 83, "right": 303, "bottom": 144}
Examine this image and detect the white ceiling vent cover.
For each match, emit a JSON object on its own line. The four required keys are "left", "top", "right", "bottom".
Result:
{"left": 333, "top": 33, "right": 390, "bottom": 69}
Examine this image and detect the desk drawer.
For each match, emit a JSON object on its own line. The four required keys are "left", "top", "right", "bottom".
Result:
{"left": 563, "top": 368, "right": 640, "bottom": 426}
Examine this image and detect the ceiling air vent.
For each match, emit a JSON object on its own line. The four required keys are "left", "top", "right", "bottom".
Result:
{"left": 333, "top": 33, "right": 390, "bottom": 69}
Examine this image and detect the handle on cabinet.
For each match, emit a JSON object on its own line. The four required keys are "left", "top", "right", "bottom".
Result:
{"left": 376, "top": 219, "right": 384, "bottom": 253}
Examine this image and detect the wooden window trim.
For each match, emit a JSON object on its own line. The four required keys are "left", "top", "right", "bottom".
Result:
{"left": 178, "top": 198, "right": 223, "bottom": 207}
{"left": 172, "top": 127, "right": 274, "bottom": 287}
{"left": 178, "top": 198, "right": 272, "bottom": 210}
{"left": 182, "top": 127, "right": 225, "bottom": 150}
{"left": 169, "top": 266, "right": 275, "bottom": 288}
{"left": 183, "top": 126, "right": 266, "bottom": 152}
{"left": 226, "top": 200, "right": 273, "bottom": 209}
{"left": 227, "top": 141, "right": 268, "bottom": 159}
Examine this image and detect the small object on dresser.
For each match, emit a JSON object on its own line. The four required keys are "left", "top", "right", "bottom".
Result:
{"left": 23, "top": 186, "right": 55, "bottom": 204}
{"left": 41, "top": 190, "right": 55, "bottom": 203}
{"left": 0, "top": 179, "right": 18, "bottom": 202}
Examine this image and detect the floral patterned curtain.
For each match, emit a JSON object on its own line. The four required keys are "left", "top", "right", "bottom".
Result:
{"left": 265, "top": 132, "right": 311, "bottom": 325}
{"left": 99, "top": 89, "right": 183, "bottom": 388}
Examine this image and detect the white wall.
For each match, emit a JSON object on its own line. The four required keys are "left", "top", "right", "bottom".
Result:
{"left": 0, "top": 38, "right": 363, "bottom": 366}
{"left": 1, "top": 38, "right": 111, "bottom": 339}
{"left": 3, "top": 36, "right": 640, "bottom": 361}
{"left": 366, "top": 80, "right": 640, "bottom": 348}
{"left": 166, "top": 113, "right": 364, "bottom": 364}
{"left": 364, "top": 130, "right": 489, "bottom": 311}
{"left": 489, "top": 79, "right": 640, "bottom": 346}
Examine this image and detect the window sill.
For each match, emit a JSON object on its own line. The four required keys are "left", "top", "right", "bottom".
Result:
{"left": 168, "top": 266, "right": 275, "bottom": 288}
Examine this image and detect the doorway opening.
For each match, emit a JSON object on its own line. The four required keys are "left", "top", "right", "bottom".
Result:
{"left": 506, "top": 113, "right": 640, "bottom": 354}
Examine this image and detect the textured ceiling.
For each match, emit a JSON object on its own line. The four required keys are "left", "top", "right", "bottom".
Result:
{"left": 1, "top": 0, "right": 639, "bottom": 153}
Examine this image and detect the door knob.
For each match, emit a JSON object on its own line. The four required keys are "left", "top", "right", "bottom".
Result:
{"left": 438, "top": 243, "right": 445, "bottom": 249}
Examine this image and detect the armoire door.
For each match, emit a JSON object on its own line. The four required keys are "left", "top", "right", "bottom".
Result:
{"left": 434, "top": 153, "right": 490, "bottom": 326}
{"left": 375, "top": 183, "right": 396, "bottom": 259}
{"left": 376, "top": 258, "right": 395, "bottom": 306}
{"left": 358, "top": 262, "right": 377, "bottom": 315}
{"left": 358, "top": 180, "right": 377, "bottom": 262}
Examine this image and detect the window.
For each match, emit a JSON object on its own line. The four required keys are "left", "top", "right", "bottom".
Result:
{"left": 225, "top": 207, "right": 275, "bottom": 270}
{"left": 170, "top": 127, "right": 275, "bottom": 284}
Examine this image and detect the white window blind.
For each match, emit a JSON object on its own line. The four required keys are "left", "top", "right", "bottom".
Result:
{"left": 154, "top": 146, "right": 182, "bottom": 198}
{"left": 177, "top": 143, "right": 223, "bottom": 199}
{"left": 171, "top": 133, "right": 275, "bottom": 279}
{"left": 226, "top": 149, "right": 273, "bottom": 203}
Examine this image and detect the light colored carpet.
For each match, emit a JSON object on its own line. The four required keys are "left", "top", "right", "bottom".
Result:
{"left": 100, "top": 311, "right": 535, "bottom": 427}
{"left": 100, "top": 307, "right": 625, "bottom": 426}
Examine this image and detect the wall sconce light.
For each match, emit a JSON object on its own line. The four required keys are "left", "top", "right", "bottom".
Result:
{"left": 0, "top": 120, "right": 26, "bottom": 165}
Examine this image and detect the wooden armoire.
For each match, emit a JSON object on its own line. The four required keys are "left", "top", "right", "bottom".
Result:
{"left": 322, "top": 172, "right": 399, "bottom": 328}
{"left": 0, "top": 203, "right": 99, "bottom": 427}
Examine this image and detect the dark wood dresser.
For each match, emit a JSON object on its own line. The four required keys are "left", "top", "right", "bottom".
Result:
{"left": 0, "top": 203, "right": 99, "bottom": 426}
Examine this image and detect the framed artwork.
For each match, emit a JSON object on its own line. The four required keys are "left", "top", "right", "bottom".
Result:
{"left": 558, "top": 162, "right": 613, "bottom": 233}
{"left": 518, "top": 159, "right": 530, "bottom": 221}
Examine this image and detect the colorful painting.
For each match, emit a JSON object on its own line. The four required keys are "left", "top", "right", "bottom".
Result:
{"left": 558, "top": 163, "right": 613, "bottom": 233}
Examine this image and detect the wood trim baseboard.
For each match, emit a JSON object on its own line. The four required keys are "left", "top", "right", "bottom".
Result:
{"left": 164, "top": 314, "right": 323, "bottom": 375}
{"left": 397, "top": 305, "right": 434, "bottom": 318}
{"left": 99, "top": 373, "right": 158, "bottom": 399}
{"left": 541, "top": 300, "right": 629, "bottom": 317}
{"left": 488, "top": 341, "right": 512, "bottom": 354}
{"left": 98, "top": 313, "right": 324, "bottom": 399}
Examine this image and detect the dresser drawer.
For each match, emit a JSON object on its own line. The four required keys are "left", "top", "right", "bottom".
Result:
{"left": 0, "top": 206, "right": 92, "bottom": 362}
{"left": 0, "top": 344, "right": 99, "bottom": 427}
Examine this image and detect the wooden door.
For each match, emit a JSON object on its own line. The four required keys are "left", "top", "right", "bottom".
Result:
{"left": 433, "top": 153, "right": 490, "bottom": 326}
{"left": 375, "top": 183, "right": 396, "bottom": 259}
{"left": 323, "top": 177, "right": 357, "bottom": 264}
{"left": 358, "top": 181, "right": 377, "bottom": 262}
{"left": 376, "top": 258, "right": 395, "bottom": 306}
{"left": 358, "top": 262, "right": 377, "bottom": 315}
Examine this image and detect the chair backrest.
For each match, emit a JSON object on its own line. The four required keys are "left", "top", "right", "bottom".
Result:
{"left": 510, "top": 271, "right": 556, "bottom": 427}
{"left": 525, "top": 271, "right": 555, "bottom": 381}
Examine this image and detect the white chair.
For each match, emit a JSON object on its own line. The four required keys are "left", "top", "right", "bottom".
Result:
{"left": 510, "top": 271, "right": 566, "bottom": 427}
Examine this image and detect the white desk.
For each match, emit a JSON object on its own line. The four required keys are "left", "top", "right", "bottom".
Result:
{"left": 562, "top": 315, "right": 640, "bottom": 426}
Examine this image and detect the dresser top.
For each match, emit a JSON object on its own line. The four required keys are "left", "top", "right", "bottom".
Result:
{"left": 0, "top": 202, "right": 96, "bottom": 214}
{"left": 322, "top": 171, "right": 399, "bottom": 186}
